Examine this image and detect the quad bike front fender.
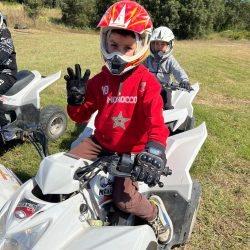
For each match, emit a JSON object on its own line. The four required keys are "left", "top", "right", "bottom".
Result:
{"left": 139, "top": 122, "right": 207, "bottom": 201}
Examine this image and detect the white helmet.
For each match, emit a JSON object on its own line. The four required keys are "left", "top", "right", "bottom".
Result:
{"left": 150, "top": 26, "right": 175, "bottom": 61}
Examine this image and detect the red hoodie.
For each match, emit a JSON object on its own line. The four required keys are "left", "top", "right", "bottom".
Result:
{"left": 67, "top": 64, "right": 169, "bottom": 154}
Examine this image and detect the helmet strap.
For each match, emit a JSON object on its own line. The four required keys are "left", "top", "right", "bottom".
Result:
{"left": 135, "top": 33, "right": 142, "bottom": 54}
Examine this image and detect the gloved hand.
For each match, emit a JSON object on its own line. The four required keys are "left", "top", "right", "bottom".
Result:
{"left": 64, "top": 64, "right": 90, "bottom": 106}
{"left": 131, "top": 141, "right": 167, "bottom": 187}
{"left": 179, "top": 81, "right": 191, "bottom": 91}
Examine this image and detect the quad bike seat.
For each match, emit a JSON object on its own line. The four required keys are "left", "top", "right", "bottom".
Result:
{"left": 5, "top": 70, "right": 35, "bottom": 96}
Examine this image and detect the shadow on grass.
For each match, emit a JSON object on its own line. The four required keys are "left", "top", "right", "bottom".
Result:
{"left": 14, "top": 169, "right": 33, "bottom": 183}
{"left": 59, "top": 123, "right": 86, "bottom": 151}
{"left": 0, "top": 140, "right": 33, "bottom": 182}
{"left": 0, "top": 139, "right": 23, "bottom": 157}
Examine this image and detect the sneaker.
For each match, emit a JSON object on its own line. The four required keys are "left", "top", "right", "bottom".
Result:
{"left": 148, "top": 195, "right": 173, "bottom": 244}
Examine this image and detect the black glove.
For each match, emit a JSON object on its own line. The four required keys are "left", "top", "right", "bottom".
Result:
{"left": 64, "top": 64, "right": 90, "bottom": 106}
{"left": 179, "top": 81, "right": 191, "bottom": 91}
{"left": 131, "top": 141, "right": 167, "bottom": 187}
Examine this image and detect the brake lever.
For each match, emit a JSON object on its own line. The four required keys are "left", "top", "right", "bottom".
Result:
{"left": 107, "top": 155, "right": 132, "bottom": 177}
{"left": 92, "top": 154, "right": 133, "bottom": 177}
{"left": 156, "top": 166, "right": 172, "bottom": 188}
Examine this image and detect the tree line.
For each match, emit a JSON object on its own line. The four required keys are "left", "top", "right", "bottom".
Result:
{"left": 5, "top": 0, "right": 250, "bottom": 39}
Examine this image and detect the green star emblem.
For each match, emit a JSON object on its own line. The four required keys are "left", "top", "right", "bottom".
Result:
{"left": 112, "top": 111, "right": 129, "bottom": 129}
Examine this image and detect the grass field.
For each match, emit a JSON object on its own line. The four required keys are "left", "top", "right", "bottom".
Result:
{"left": 0, "top": 16, "right": 249, "bottom": 250}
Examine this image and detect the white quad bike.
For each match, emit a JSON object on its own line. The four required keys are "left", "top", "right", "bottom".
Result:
{"left": 0, "top": 70, "right": 67, "bottom": 143}
{"left": 0, "top": 121, "right": 207, "bottom": 250}
{"left": 163, "top": 83, "right": 199, "bottom": 133}
{"left": 71, "top": 82, "right": 199, "bottom": 149}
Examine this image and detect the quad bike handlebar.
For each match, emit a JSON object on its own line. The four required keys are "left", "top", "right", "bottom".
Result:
{"left": 162, "top": 82, "right": 194, "bottom": 92}
{"left": 0, "top": 121, "right": 49, "bottom": 158}
{"left": 75, "top": 154, "right": 172, "bottom": 188}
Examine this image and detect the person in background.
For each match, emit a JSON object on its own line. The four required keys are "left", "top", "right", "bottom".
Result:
{"left": 0, "top": 13, "right": 17, "bottom": 127}
{"left": 143, "top": 26, "right": 190, "bottom": 109}
{"left": 65, "top": 1, "right": 173, "bottom": 244}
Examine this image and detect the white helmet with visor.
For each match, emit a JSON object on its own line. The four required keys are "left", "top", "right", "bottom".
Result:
{"left": 150, "top": 26, "right": 175, "bottom": 62}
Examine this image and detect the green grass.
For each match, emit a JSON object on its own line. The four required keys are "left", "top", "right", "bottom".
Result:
{"left": 0, "top": 26, "right": 249, "bottom": 250}
{"left": 207, "top": 30, "right": 250, "bottom": 41}
{"left": 220, "top": 30, "right": 250, "bottom": 40}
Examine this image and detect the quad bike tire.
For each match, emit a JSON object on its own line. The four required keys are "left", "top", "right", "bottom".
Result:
{"left": 40, "top": 105, "right": 67, "bottom": 141}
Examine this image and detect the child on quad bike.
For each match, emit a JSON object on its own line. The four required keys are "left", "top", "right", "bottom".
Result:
{"left": 0, "top": 13, "right": 17, "bottom": 127}
{"left": 65, "top": 1, "right": 173, "bottom": 245}
{"left": 143, "top": 26, "right": 190, "bottom": 109}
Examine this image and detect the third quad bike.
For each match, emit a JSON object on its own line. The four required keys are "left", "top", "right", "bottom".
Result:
{"left": 0, "top": 70, "right": 67, "bottom": 143}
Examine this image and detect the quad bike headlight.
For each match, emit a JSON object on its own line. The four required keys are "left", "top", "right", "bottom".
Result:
{"left": 0, "top": 220, "right": 50, "bottom": 250}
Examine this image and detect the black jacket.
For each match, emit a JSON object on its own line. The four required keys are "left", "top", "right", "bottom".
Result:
{"left": 0, "top": 13, "right": 17, "bottom": 94}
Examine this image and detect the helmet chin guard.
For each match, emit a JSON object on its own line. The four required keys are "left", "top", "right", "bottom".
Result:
{"left": 97, "top": 1, "right": 153, "bottom": 75}
{"left": 107, "top": 55, "right": 127, "bottom": 75}
{"left": 152, "top": 51, "right": 165, "bottom": 63}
